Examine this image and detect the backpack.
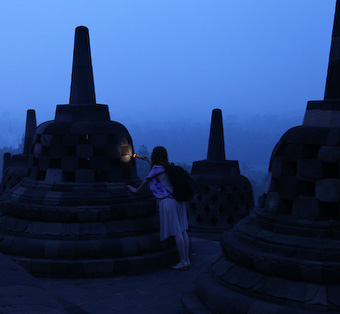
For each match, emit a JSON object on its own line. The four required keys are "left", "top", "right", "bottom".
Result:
{"left": 165, "top": 164, "right": 195, "bottom": 202}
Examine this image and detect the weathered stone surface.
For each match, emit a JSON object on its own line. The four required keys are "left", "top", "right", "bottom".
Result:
{"left": 45, "top": 169, "right": 63, "bottom": 182}
{"left": 264, "top": 192, "right": 280, "bottom": 213}
{"left": 315, "top": 179, "right": 340, "bottom": 202}
{"left": 281, "top": 126, "right": 329, "bottom": 146}
{"left": 318, "top": 146, "right": 340, "bottom": 162}
{"left": 292, "top": 197, "right": 320, "bottom": 220}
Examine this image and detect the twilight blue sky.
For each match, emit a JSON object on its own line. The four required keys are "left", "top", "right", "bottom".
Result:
{"left": 0, "top": 1, "right": 337, "bottom": 142}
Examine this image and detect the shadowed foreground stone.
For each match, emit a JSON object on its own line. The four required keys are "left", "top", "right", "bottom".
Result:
{"left": 0, "top": 253, "right": 65, "bottom": 313}
{"left": 183, "top": 2, "right": 340, "bottom": 313}
{"left": 188, "top": 109, "right": 254, "bottom": 240}
{"left": 0, "top": 26, "right": 177, "bottom": 277}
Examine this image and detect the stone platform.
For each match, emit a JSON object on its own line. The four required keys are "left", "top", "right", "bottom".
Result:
{"left": 0, "top": 237, "right": 220, "bottom": 314}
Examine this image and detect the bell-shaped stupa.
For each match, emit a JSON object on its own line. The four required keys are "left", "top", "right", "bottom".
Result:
{"left": 188, "top": 109, "right": 254, "bottom": 239}
{"left": 0, "top": 26, "right": 176, "bottom": 277}
{"left": 1, "top": 109, "right": 37, "bottom": 194}
{"left": 183, "top": 2, "right": 340, "bottom": 313}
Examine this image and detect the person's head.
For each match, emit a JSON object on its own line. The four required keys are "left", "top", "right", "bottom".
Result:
{"left": 151, "top": 146, "right": 169, "bottom": 167}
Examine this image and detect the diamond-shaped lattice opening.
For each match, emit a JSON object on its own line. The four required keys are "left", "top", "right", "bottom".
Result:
{"left": 322, "top": 162, "right": 338, "bottom": 178}
{"left": 219, "top": 206, "right": 225, "bottom": 214}
{"left": 196, "top": 215, "right": 202, "bottom": 223}
{"left": 321, "top": 202, "right": 339, "bottom": 220}
{"left": 197, "top": 194, "right": 203, "bottom": 201}
{"left": 211, "top": 216, "right": 218, "bottom": 226}
{"left": 227, "top": 216, "right": 234, "bottom": 224}
{"left": 278, "top": 199, "right": 293, "bottom": 215}
{"left": 219, "top": 186, "right": 225, "bottom": 193}
{"left": 211, "top": 194, "right": 218, "bottom": 203}
{"left": 302, "top": 144, "right": 320, "bottom": 159}
{"left": 205, "top": 186, "right": 211, "bottom": 193}
{"left": 298, "top": 181, "right": 315, "bottom": 196}
{"left": 227, "top": 194, "right": 234, "bottom": 201}
{"left": 79, "top": 134, "right": 90, "bottom": 144}
{"left": 204, "top": 205, "right": 210, "bottom": 214}
{"left": 281, "top": 161, "right": 297, "bottom": 176}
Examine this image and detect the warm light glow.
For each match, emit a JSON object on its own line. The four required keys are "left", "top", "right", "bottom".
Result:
{"left": 133, "top": 153, "right": 136, "bottom": 158}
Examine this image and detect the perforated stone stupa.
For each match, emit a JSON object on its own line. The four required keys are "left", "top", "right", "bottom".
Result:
{"left": 188, "top": 109, "right": 253, "bottom": 239}
{"left": 183, "top": 2, "right": 340, "bottom": 313}
{"left": 1, "top": 109, "right": 36, "bottom": 194}
{"left": 0, "top": 26, "right": 176, "bottom": 277}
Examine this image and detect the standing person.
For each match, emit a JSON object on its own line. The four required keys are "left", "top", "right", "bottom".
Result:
{"left": 127, "top": 146, "right": 190, "bottom": 270}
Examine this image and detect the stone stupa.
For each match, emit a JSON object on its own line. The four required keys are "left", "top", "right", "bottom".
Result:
{"left": 1, "top": 109, "right": 36, "bottom": 194}
{"left": 188, "top": 109, "right": 254, "bottom": 240}
{"left": 183, "top": 1, "right": 340, "bottom": 313}
{"left": 0, "top": 26, "right": 177, "bottom": 277}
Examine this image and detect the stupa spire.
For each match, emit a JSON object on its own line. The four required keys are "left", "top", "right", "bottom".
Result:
{"left": 207, "top": 108, "right": 225, "bottom": 161}
{"left": 324, "top": 0, "right": 340, "bottom": 100}
{"left": 23, "top": 109, "right": 37, "bottom": 154}
{"left": 69, "top": 26, "right": 96, "bottom": 105}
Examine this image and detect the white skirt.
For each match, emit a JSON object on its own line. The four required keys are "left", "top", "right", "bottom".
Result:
{"left": 158, "top": 198, "right": 188, "bottom": 241}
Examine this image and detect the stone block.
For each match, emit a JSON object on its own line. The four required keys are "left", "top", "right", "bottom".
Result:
{"left": 71, "top": 121, "right": 94, "bottom": 134}
{"left": 45, "top": 168, "right": 63, "bottom": 182}
{"left": 292, "top": 197, "right": 320, "bottom": 220}
{"left": 43, "top": 191, "right": 63, "bottom": 206}
{"left": 76, "top": 144, "right": 93, "bottom": 158}
{"left": 264, "top": 192, "right": 280, "bottom": 213}
{"left": 40, "top": 134, "right": 53, "bottom": 147}
{"left": 282, "top": 126, "right": 329, "bottom": 145}
{"left": 44, "top": 240, "right": 60, "bottom": 259}
{"left": 315, "top": 179, "right": 340, "bottom": 202}
{"left": 318, "top": 146, "right": 340, "bottom": 162}
{"left": 305, "top": 283, "right": 327, "bottom": 307}
{"left": 296, "top": 159, "right": 322, "bottom": 181}
{"left": 33, "top": 144, "right": 42, "bottom": 158}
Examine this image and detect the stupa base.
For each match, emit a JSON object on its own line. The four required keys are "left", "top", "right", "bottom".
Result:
{"left": 183, "top": 264, "right": 340, "bottom": 314}
{"left": 10, "top": 247, "right": 178, "bottom": 278}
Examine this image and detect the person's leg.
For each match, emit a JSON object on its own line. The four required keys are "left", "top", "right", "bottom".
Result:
{"left": 174, "top": 233, "right": 186, "bottom": 264}
{"left": 182, "top": 231, "right": 190, "bottom": 265}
